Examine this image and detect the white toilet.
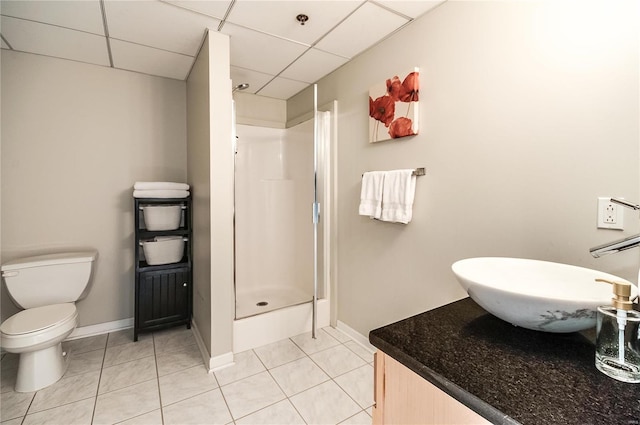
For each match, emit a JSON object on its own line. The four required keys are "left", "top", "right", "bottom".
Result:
{"left": 0, "top": 250, "right": 98, "bottom": 392}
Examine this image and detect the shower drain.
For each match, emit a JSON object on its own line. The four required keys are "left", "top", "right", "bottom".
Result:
{"left": 256, "top": 301, "right": 269, "bottom": 307}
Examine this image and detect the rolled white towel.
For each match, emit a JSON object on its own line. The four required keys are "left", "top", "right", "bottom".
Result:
{"left": 133, "top": 189, "right": 190, "bottom": 199}
{"left": 134, "top": 182, "right": 190, "bottom": 191}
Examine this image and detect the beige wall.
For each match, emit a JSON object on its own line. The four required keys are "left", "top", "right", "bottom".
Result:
{"left": 289, "top": 1, "right": 640, "bottom": 335}
{"left": 207, "top": 30, "right": 234, "bottom": 359}
{"left": 187, "top": 34, "right": 213, "bottom": 352}
{"left": 234, "top": 92, "right": 286, "bottom": 129}
{"left": 187, "top": 30, "right": 234, "bottom": 362}
{"left": 1, "top": 50, "right": 187, "bottom": 325}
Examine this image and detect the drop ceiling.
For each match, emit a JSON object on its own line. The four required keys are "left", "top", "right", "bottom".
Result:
{"left": 0, "top": 0, "right": 444, "bottom": 100}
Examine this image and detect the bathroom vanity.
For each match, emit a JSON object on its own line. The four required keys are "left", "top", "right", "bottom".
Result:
{"left": 370, "top": 298, "right": 640, "bottom": 425}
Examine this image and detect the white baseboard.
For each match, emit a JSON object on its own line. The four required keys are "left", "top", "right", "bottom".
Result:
{"left": 191, "top": 318, "right": 234, "bottom": 373}
{"left": 210, "top": 352, "right": 235, "bottom": 371}
{"left": 336, "top": 320, "right": 376, "bottom": 353}
{"left": 66, "top": 317, "right": 133, "bottom": 340}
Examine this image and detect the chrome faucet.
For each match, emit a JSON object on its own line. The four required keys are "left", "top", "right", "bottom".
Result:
{"left": 590, "top": 198, "right": 640, "bottom": 258}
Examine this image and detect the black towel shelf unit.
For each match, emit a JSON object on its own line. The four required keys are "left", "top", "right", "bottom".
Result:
{"left": 133, "top": 196, "right": 192, "bottom": 341}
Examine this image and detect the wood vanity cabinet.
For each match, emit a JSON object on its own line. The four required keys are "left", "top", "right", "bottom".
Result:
{"left": 133, "top": 197, "right": 192, "bottom": 341}
{"left": 373, "top": 351, "right": 491, "bottom": 425}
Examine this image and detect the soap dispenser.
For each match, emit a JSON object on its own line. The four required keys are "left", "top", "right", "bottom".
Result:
{"left": 595, "top": 279, "right": 640, "bottom": 383}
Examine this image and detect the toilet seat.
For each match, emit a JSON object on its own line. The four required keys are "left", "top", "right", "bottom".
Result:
{"left": 0, "top": 304, "right": 77, "bottom": 353}
{"left": 1, "top": 303, "right": 77, "bottom": 335}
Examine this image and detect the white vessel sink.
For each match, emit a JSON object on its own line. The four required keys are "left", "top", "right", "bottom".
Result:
{"left": 451, "top": 257, "right": 638, "bottom": 333}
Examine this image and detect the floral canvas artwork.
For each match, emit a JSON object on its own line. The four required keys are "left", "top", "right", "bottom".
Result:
{"left": 369, "top": 68, "right": 419, "bottom": 143}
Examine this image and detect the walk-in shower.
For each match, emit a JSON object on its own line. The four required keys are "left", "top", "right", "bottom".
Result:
{"left": 232, "top": 96, "right": 334, "bottom": 352}
{"left": 234, "top": 122, "right": 315, "bottom": 319}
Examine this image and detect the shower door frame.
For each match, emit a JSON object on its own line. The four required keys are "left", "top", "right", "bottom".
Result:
{"left": 232, "top": 89, "right": 336, "bottom": 326}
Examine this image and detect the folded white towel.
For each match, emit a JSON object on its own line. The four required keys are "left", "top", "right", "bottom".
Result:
{"left": 359, "top": 171, "right": 385, "bottom": 219}
{"left": 134, "top": 182, "right": 190, "bottom": 191}
{"left": 380, "top": 169, "right": 416, "bottom": 224}
{"left": 133, "top": 189, "right": 190, "bottom": 199}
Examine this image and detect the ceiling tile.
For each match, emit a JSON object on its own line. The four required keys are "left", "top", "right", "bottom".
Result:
{"left": 374, "top": 0, "right": 445, "bottom": 19}
{"left": 0, "top": 1, "right": 427, "bottom": 97}
{"left": 226, "top": 0, "right": 362, "bottom": 45}
{"left": 257, "top": 76, "right": 309, "bottom": 100}
{"left": 280, "top": 48, "right": 348, "bottom": 84}
{"left": 104, "top": 0, "right": 219, "bottom": 56}
{"left": 230, "top": 66, "right": 275, "bottom": 94}
{"left": 110, "top": 39, "right": 194, "bottom": 80}
{"left": 0, "top": 16, "right": 109, "bottom": 66}
{"left": 0, "top": 0, "right": 105, "bottom": 35}
{"left": 221, "top": 23, "right": 308, "bottom": 76}
{"left": 162, "top": 0, "right": 232, "bottom": 20}
{"left": 315, "top": 2, "right": 408, "bottom": 59}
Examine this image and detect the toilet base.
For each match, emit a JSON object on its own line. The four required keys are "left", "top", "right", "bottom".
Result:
{"left": 15, "top": 342, "right": 69, "bottom": 393}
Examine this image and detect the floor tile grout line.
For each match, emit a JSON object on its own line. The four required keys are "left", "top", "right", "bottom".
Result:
{"left": 330, "top": 340, "right": 375, "bottom": 412}
{"left": 90, "top": 332, "right": 109, "bottom": 424}
{"left": 152, "top": 331, "right": 166, "bottom": 425}
{"left": 18, "top": 393, "right": 35, "bottom": 425}
{"left": 218, "top": 333, "right": 345, "bottom": 424}
{"left": 342, "top": 408, "right": 373, "bottom": 423}
{"left": 100, "top": 352, "right": 156, "bottom": 371}
{"left": 215, "top": 371, "right": 237, "bottom": 424}
{"left": 216, "top": 348, "right": 275, "bottom": 422}
{"left": 254, "top": 347, "right": 310, "bottom": 424}
{"left": 294, "top": 335, "right": 371, "bottom": 423}
{"left": 21, "top": 394, "right": 99, "bottom": 421}
{"left": 144, "top": 330, "right": 227, "bottom": 418}
{"left": 228, "top": 345, "right": 312, "bottom": 424}
{"left": 159, "top": 387, "right": 220, "bottom": 410}
{"left": 252, "top": 347, "right": 306, "bottom": 372}
{"left": 342, "top": 340, "right": 376, "bottom": 362}
{"left": 154, "top": 341, "right": 200, "bottom": 357}
{"left": 332, "top": 373, "right": 373, "bottom": 412}
{"left": 304, "top": 339, "right": 368, "bottom": 382}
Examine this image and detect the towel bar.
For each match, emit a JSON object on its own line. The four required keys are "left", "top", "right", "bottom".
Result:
{"left": 362, "top": 167, "right": 425, "bottom": 177}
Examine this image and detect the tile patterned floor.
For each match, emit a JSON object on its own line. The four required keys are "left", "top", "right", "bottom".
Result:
{"left": 0, "top": 326, "right": 374, "bottom": 425}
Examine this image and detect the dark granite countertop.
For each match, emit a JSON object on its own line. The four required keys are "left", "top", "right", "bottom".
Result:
{"left": 369, "top": 297, "right": 640, "bottom": 425}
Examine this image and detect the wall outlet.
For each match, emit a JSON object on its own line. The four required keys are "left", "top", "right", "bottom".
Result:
{"left": 597, "top": 197, "right": 624, "bottom": 230}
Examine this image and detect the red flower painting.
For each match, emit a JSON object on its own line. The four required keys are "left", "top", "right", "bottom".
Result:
{"left": 388, "top": 117, "right": 415, "bottom": 139}
{"left": 369, "top": 68, "right": 420, "bottom": 142}
{"left": 369, "top": 95, "right": 395, "bottom": 126}
{"left": 386, "top": 72, "right": 419, "bottom": 103}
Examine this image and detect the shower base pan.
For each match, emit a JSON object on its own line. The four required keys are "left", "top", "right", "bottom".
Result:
{"left": 233, "top": 296, "right": 330, "bottom": 353}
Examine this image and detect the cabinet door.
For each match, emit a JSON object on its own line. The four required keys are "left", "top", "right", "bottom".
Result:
{"left": 374, "top": 351, "right": 490, "bottom": 425}
{"left": 138, "top": 267, "right": 190, "bottom": 329}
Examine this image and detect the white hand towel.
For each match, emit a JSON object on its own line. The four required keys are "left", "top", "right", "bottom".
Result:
{"left": 380, "top": 169, "right": 416, "bottom": 224}
{"left": 359, "top": 171, "right": 385, "bottom": 219}
{"left": 133, "top": 189, "right": 190, "bottom": 199}
{"left": 134, "top": 182, "right": 190, "bottom": 191}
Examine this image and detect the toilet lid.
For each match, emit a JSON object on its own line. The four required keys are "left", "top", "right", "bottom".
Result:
{"left": 0, "top": 303, "right": 77, "bottom": 335}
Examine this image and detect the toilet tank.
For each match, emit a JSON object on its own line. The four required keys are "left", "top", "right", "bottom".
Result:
{"left": 1, "top": 250, "right": 98, "bottom": 309}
